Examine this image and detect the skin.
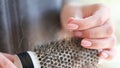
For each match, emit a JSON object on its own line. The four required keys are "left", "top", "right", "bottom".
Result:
{"left": 0, "top": 3, "right": 116, "bottom": 68}
{"left": 61, "top": 3, "right": 116, "bottom": 60}
{"left": 0, "top": 53, "right": 16, "bottom": 68}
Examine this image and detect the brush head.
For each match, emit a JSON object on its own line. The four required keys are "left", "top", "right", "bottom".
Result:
{"left": 34, "top": 37, "right": 99, "bottom": 68}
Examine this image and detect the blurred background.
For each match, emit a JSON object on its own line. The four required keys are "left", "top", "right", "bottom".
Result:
{"left": 80, "top": 0, "right": 120, "bottom": 68}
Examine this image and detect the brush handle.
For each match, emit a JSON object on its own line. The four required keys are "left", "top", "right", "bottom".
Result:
{"left": 14, "top": 51, "right": 40, "bottom": 68}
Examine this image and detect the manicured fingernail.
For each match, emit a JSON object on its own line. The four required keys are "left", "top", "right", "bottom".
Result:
{"left": 81, "top": 40, "right": 92, "bottom": 47}
{"left": 102, "top": 52, "right": 108, "bottom": 58}
{"left": 74, "top": 31, "right": 82, "bottom": 37}
{"left": 67, "top": 24, "right": 79, "bottom": 30}
{"left": 67, "top": 17, "right": 74, "bottom": 23}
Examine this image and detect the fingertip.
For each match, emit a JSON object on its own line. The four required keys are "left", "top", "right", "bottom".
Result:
{"left": 67, "top": 17, "right": 82, "bottom": 23}
{"left": 67, "top": 17, "right": 75, "bottom": 23}
{"left": 67, "top": 23, "right": 79, "bottom": 30}
{"left": 81, "top": 39, "right": 92, "bottom": 47}
{"left": 99, "top": 51, "right": 113, "bottom": 60}
{"left": 101, "top": 52, "right": 109, "bottom": 58}
{"left": 67, "top": 17, "right": 80, "bottom": 30}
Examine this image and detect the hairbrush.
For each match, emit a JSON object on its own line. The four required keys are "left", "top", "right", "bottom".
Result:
{"left": 14, "top": 37, "right": 99, "bottom": 68}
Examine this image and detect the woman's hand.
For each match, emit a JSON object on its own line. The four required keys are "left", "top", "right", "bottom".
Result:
{"left": 0, "top": 53, "right": 17, "bottom": 68}
{"left": 61, "top": 3, "right": 116, "bottom": 60}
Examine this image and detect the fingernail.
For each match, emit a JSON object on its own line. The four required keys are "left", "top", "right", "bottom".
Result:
{"left": 74, "top": 31, "right": 82, "bottom": 37}
{"left": 67, "top": 24, "right": 79, "bottom": 30}
{"left": 67, "top": 17, "right": 74, "bottom": 23}
{"left": 101, "top": 52, "right": 108, "bottom": 58}
{"left": 81, "top": 40, "right": 92, "bottom": 47}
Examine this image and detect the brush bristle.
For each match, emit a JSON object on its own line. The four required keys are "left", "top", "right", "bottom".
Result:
{"left": 34, "top": 37, "right": 99, "bottom": 68}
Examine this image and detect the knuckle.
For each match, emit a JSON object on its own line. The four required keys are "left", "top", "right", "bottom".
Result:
{"left": 98, "top": 3, "right": 111, "bottom": 11}
{"left": 109, "top": 36, "right": 116, "bottom": 49}
{"left": 111, "top": 36, "right": 116, "bottom": 46}
{"left": 97, "top": 17, "right": 104, "bottom": 26}
{"left": 106, "top": 24, "right": 114, "bottom": 36}
{"left": 96, "top": 5, "right": 111, "bottom": 26}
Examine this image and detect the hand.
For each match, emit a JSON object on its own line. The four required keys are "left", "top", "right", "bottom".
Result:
{"left": 61, "top": 3, "right": 116, "bottom": 60}
{"left": 0, "top": 53, "right": 16, "bottom": 68}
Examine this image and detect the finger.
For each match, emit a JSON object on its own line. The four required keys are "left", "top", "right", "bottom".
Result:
{"left": 73, "top": 20, "right": 115, "bottom": 38}
{"left": 1, "top": 53, "right": 14, "bottom": 62}
{"left": 67, "top": 4, "right": 110, "bottom": 30}
{"left": 80, "top": 36, "right": 116, "bottom": 49}
{"left": 0, "top": 53, "right": 16, "bottom": 68}
{"left": 99, "top": 49, "right": 116, "bottom": 60}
